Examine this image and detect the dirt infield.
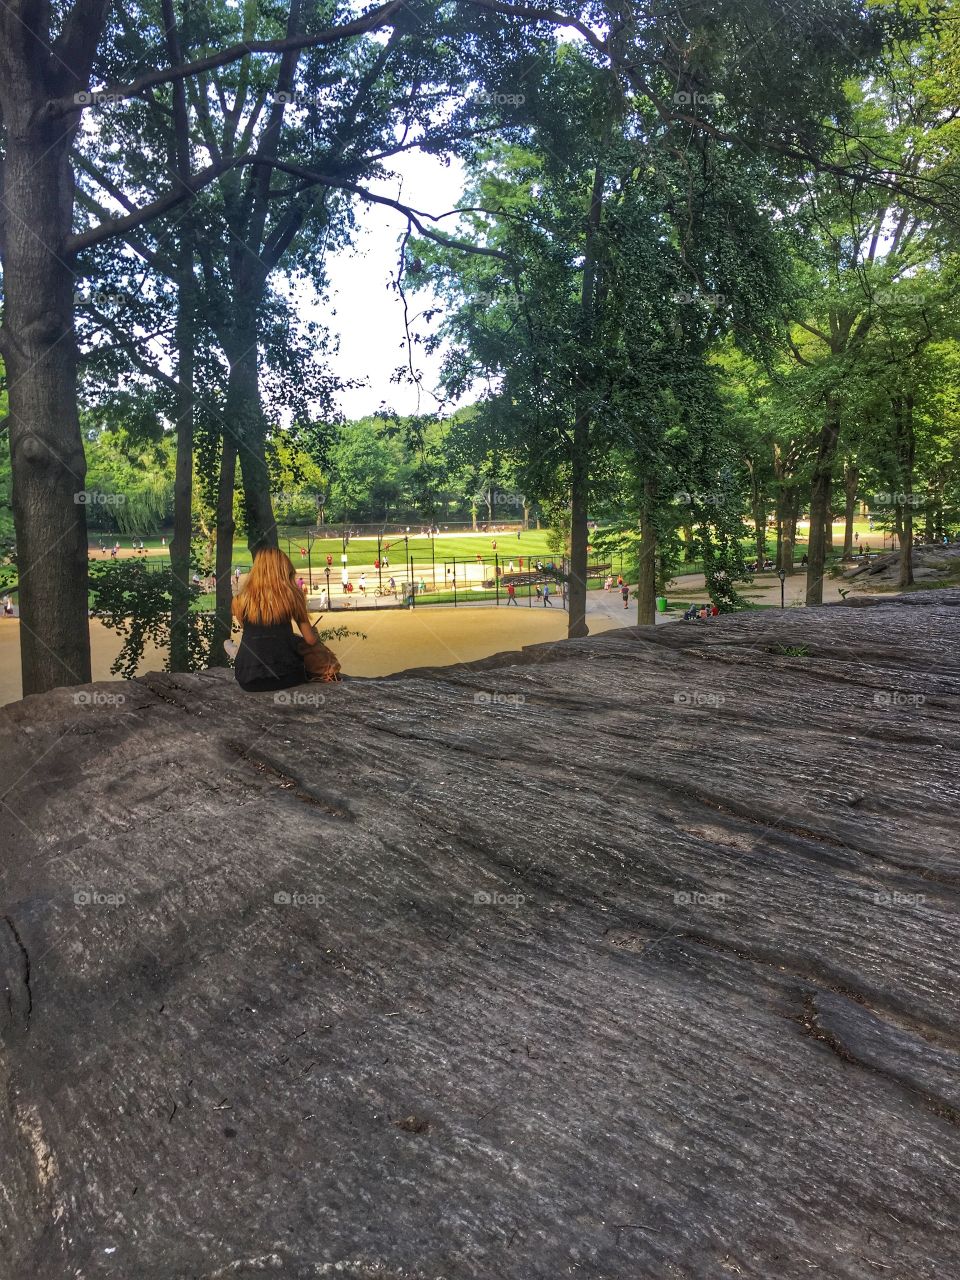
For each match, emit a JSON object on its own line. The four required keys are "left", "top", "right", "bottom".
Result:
{"left": 0, "top": 607, "right": 625, "bottom": 705}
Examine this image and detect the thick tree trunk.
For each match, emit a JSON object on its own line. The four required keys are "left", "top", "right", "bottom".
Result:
{"left": 220, "top": 319, "right": 278, "bottom": 555}
{"left": 164, "top": 0, "right": 196, "bottom": 674}
{"left": 682, "top": 521, "right": 696, "bottom": 561}
{"left": 747, "top": 459, "right": 766, "bottom": 566}
{"left": 775, "top": 509, "right": 783, "bottom": 572}
{"left": 805, "top": 398, "right": 841, "bottom": 605}
{"left": 636, "top": 479, "right": 657, "bottom": 625}
{"left": 0, "top": 131, "right": 92, "bottom": 694}
{"left": 842, "top": 464, "right": 859, "bottom": 558}
{"left": 783, "top": 499, "right": 798, "bottom": 575}
{"left": 169, "top": 246, "right": 195, "bottom": 672}
{"left": 567, "top": 419, "right": 590, "bottom": 638}
{"left": 778, "top": 488, "right": 798, "bottom": 575}
{"left": 896, "top": 396, "right": 915, "bottom": 590}
{"left": 209, "top": 439, "right": 237, "bottom": 666}
{"left": 567, "top": 157, "right": 606, "bottom": 641}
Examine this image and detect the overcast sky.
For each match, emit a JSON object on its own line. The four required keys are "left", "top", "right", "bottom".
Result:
{"left": 316, "top": 148, "right": 469, "bottom": 421}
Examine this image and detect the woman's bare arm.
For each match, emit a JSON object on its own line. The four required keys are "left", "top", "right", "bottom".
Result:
{"left": 296, "top": 609, "right": 318, "bottom": 645}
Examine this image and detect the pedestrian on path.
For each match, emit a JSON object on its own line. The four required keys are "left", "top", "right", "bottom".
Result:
{"left": 543, "top": 583, "right": 553, "bottom": 606}
{"left": 506, "top": 582, "right": 518, "bottom": 605}
{"left": 621, "top": 582, "right": 630, "bottom": 609}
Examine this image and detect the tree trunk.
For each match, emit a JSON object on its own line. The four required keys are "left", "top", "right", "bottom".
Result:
{"left": 169, "top": 243, "right": 195, "bottom": 672}
{"left": 209, "top": 439, "right": 237, "bottom": 666}
{"left": 805, "top": 397, "right": 841, "bottom": 605}
{"left": 775, "top": 510, "right": 783, "bottom": 572}
{"left": 683, "top": 521, "right": 696, "bottom": 561}
{"left": 567, "top": 156, "right": 607, "bottom": 641}
{"left": 747, "top": 458, "right": 766, "bottom": 566}
{"left": 164, "top": 0, "right": 196, "bottom": 674}
{"left": 636, "top": 479, "right": 657, "bottom": 625}
{"left": 783, "top": 497, "right": 798, "bottom": 575}
{"left": 896, "top": 395, "right": 915, "bottom": 589}
{"left": 842, "top": 464, "right": 859, "bottom": 558}
{"left": 220, "top": 316, "right": 277, "bottom": 555}
{"left": 568, "top": 424, "right": 590, "bottom": 638}
{"left": 0, "top": 129, "right": 92, "bottom": 694}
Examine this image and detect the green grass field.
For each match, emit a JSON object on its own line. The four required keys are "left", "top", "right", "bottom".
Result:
{"left": 87, "top": 519, "right": 897, "bottom": 611}
{"left": 89, "top": 529, "right": 562, "bottom": 573}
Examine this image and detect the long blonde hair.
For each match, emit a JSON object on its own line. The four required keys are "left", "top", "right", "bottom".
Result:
{"left": 232, "top": 547, "right": 307, "bottom": 627}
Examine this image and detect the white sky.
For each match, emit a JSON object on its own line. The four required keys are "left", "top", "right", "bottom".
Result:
{"left": 316, "top": 149, "right": 470, "bottom": 420}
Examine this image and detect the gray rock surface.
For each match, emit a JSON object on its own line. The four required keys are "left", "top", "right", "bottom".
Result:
{"left": 1, "top": 593, "right": 958, "bottom": 1279}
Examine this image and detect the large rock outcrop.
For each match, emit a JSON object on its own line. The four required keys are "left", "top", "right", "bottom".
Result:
{"left": 1, "top": 593, "right": 958, "bottom": 1279}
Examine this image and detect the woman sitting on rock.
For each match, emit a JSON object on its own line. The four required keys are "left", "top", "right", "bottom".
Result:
{"left": 228, "top": 547, "right": 340, "bottom": 690}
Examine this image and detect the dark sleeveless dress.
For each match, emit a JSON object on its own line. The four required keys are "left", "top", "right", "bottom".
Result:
{"left": 234, "top": 620, "right": 306, "bottom": 692}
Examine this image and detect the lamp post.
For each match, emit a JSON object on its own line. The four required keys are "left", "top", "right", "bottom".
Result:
{"left": 778, "top": 567, "right": 786, "bottom": 610}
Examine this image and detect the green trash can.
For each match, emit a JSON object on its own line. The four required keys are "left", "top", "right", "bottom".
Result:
{"left": 656, "top": 596, "right": 668, "bottom": 613}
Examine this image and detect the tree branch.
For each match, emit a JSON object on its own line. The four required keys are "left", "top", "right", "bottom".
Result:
{"left": 67, "top": 157, "right": 247, "bottom": 253}
{"left": 48, "top": 0, "right": 407, "bottom": 115}
{"left": 253, "top": 160, "right": 512, "bottom": 259}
